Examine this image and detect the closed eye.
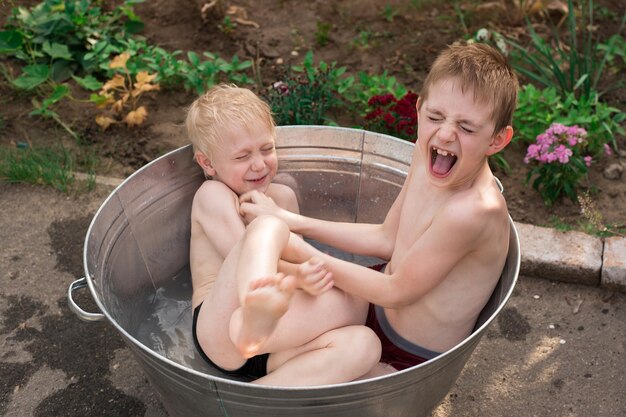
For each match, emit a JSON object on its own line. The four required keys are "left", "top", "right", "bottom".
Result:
{"left": 460, "top": 125, "right": 475, "bottom": 134}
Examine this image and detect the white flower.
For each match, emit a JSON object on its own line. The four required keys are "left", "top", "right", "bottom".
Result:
{"left": 476, "top": 28, "right": 490, "bottom": 42}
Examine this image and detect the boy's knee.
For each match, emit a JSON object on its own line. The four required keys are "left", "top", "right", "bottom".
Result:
{"left": 342, "top": 326, "right": 382, "bottom": 366}
{"left": 248, "top": 215, "right": 289, "bottom": 236}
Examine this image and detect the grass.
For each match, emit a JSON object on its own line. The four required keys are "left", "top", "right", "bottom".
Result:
{"left": 0, "top": 144, "right": 96, "bottom": 193}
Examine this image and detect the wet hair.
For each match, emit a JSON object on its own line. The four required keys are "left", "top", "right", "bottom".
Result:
{"left": 186, "top": 84, "right": 275, "bottom": 159}
{"left": 418, "top": 43, "right": 519, "bottom": 135}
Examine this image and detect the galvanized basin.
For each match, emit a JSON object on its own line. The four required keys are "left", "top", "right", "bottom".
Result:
{"left": 68, "top": 126, "right": 520, "bottom": 417}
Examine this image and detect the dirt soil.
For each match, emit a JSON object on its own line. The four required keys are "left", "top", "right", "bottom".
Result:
{"left": 1, "top": 0, "right": 625, "bottom": 230}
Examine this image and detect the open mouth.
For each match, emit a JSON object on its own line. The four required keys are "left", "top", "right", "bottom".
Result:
{"left": 430, "top": 146, "right": 457, "bottom": 177}
{"left": 247, "top": 174, "right": 268, "bottom": 184}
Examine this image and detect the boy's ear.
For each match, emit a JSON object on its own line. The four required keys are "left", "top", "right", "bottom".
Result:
{"left": 486, "top": 126, "right": 513, "bottom": 156}
{"left": 195, "top": 151, "right": 216, "bottom": 176}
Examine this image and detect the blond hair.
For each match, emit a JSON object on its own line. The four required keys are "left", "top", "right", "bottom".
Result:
{"left": 186, "top": 84, "right": 275, "bottom": 158}
{"left": 419, "top": 43, "right": 518, "bottom": 135}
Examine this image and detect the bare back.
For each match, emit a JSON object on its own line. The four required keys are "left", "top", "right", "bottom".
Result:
{"left": 383, "top": 146, "right": 510, "bottom": 352}
{"left": 190, "top": 180, "right": 298, "bottom": 308}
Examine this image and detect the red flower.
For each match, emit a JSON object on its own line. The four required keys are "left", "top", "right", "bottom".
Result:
{"left": 383, "top": 113, "right": 396, "bottom": 127}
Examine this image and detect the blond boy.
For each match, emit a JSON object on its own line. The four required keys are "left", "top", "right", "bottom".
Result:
{"left": 187, "top": 84, "right": 380, "bottom": 386}
{"left": 240, "top": 43, "right": 518, "bottom": 375}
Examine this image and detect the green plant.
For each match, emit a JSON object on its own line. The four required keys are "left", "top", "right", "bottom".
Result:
{"left": 453, "top": 1, "right": 469, "bottom": 35}
{"left": 598, "top": 34, "right": 626, "bottom": 68}
{"left": 0, "top": 144, "right": 76, "bottom": 193}
{"left": 218, "top": 16, "right": 236, "bottom": 34}
{"left": 514, "top": 84, "right": 626, "bottom": 155}
{"left": 182, "top": 51, "right": 253, "bottom": 94}
{"left": 1, "top": 0, "right": 144, "bottom": 82}
{"left": 352, "top": 30, "right": 373, "bottom": 49}
{"left": 315, "top": 21, "right": 331, "bottom": 47}
{"left": 380, "top": 5, "right": 398, "bottom": 22}
{"left": 99, "top": 37, "right": 186, "bottom": 88}
{"left": 30, "top": 83, "right": 79, "bottom": 138}
{"left": 344, "top": 70, "right": 408, "bottom": 116}
{"left": 503, "top": 0, "right": 626, "bottom": 100}
{"left": 524, "top": 123, "right": 595, "bottom": 205}
{"left": 266, "top": 51, "right": 352, "bottom": 125}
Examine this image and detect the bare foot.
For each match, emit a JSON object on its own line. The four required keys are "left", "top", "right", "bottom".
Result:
{"left": 236, "top": 273, "right": 296, "bottom": 358}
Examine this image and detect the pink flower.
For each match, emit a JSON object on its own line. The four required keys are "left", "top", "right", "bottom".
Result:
{"left": 524, "top": 144, "right": 541, "bottom": 163}
{"left": 584, "top": 156, "right": 593, "bottom": 167}
{"left": 604, "top": 144, "right": 613, "bottom": 156}
{"left": 554, "top": 144, "right": 572, "bottom": 163}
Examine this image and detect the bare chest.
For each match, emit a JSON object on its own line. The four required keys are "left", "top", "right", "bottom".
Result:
{"left": 394, "top": 180, "right": 445, "bottom": 254}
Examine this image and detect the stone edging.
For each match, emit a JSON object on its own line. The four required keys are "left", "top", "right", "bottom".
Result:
{"left": 78, "top": 173, "right": 626, "bottom": 294}
{"left": 515, "top": 222, "right": 626, "bottom": 293}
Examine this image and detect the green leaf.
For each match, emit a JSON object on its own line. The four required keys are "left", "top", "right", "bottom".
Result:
{"left": 42, "top": 41, "right": 73, "bottom": 60}
{"left": 124, "top": 20, "right": 144, "bottom": 34}
{"left": 0, "top": 30, "right": 24, "bottom": 53}
{"left": 89, "top": 93, "right": 109, "bottom": 105}
{"left": 45, "top": 84, "right": 71, "bottom": 105}
{"left": 187, "top": 51, "right": 199, "bottom": 66}
{"left": 50, "top": 60, "right": 74, "bottom": 82}
{"left": 12, "top": 64, "right": 50, "bottom": 90}
{"left": 72, "top": 74, "right": 102, "bottom": 90}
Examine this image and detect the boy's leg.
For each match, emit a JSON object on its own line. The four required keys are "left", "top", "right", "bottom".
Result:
{"left": 230, "top": 215, "right": 295, "bottom": 357}
{"left": 196, "top": 215, "right": 369, "bottom": 370}
{"left": 253, "top": 325, "right": 382, "bottom": 386}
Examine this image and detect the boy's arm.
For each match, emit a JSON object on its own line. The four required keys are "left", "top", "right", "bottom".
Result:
{"left": 193, "top": 181, "right": 246, "bottom": 258}
{"left": 292, "top": 201, "right": 487, "bottom": 308}
{"left": 239, "top": 175, "right": 409, "bottom": 260}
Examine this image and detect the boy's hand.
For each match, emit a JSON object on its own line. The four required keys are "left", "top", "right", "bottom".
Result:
{"left": 296, "top": 257, "right": 334, "bottom": 296}
{"left": 239, "top": 190, "right": 285, "bottom": 222}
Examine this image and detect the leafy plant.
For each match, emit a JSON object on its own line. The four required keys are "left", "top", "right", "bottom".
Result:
{"left": 352, "top": 30, "right": 373, "bottom": 49}
{"left": 266, "top": 51, "right": 352, "bottom": 125}
{"left": 380, "top": 5, "right": 398, "bottom": 22}
{"left": 344, "top": 70, "right": 408, "bottom": 116}
{"left": 523, "top": 123, "right": 596, "bottom": 205}
{"left": 315, "top": 21, "right": 332, "bottom": 47}
{"left": 218, "top": 16, "right": 236, "bottom": 35}
{"left": 91, "top": 52, "right": 159, "bottom": 130}
{"left": 182, "top": 51, "right": 252, "bottom": 94}
{"left": 514, "top": 84, "right": 626, "bottom": 155}
{"left": 363, "top": 92, "right": 417, "bottom": 141}
{"left": 1, "top": 0, "right": 145, "bottom": 82}
{"left": 30, "top": 83, "right": 78, "bottom": 138}
{"left": 598, "top": 34, "right": 626, "bottom": 68}
{"left": 503, "top": 0, "right": 626, "bottom": 100}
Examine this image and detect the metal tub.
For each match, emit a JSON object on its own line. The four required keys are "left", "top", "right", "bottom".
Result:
{"left": 68, "top": 126, "right": 520, "bottom": 417}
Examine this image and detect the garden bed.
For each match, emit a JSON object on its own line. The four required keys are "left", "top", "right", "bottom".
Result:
{"left": 1, "top": 0, "right": 625, "bottom": 233}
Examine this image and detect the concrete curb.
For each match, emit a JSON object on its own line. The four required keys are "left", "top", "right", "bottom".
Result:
{"left": 515, "top": 222, "right": 626, "bottom": 293}
{"left": 78, "top": 173, "right": 626, "bottom": 294}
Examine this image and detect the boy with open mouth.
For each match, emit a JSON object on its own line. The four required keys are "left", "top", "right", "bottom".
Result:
{"left": 240, "top": 42, "right": 518, "bottom": 376}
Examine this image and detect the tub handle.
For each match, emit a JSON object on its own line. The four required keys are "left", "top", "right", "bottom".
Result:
{"left": 68, "top": 277, "right": 105, "bottom": 322}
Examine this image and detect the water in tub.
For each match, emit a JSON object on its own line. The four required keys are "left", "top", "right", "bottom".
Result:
{"left": 134, "top": 240, "right": 383, "bottom": 370}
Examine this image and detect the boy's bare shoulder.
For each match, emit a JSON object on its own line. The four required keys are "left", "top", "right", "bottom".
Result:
{"left": 439, "top": 183, "right": 507, "bottom": 235}
{"left": 192, "top": 180, "right": 238, "bottom": 214}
